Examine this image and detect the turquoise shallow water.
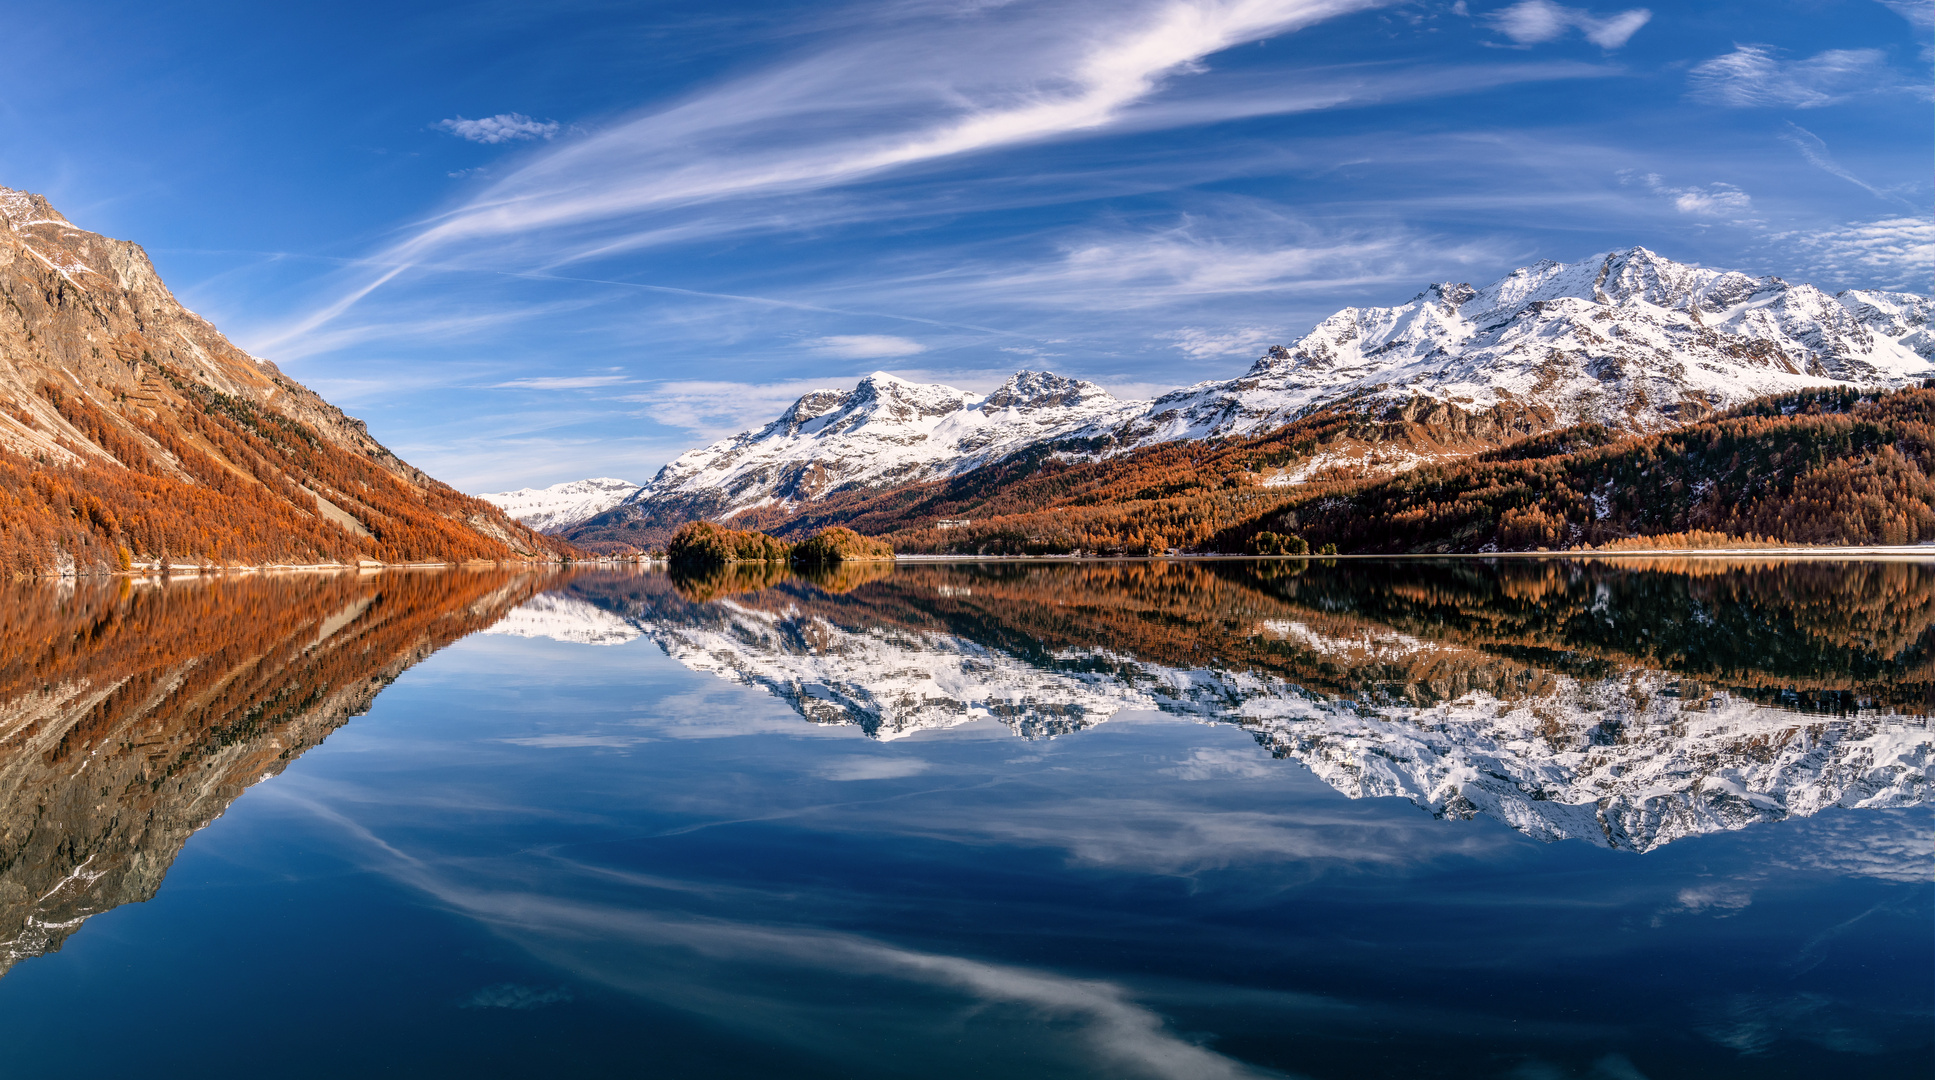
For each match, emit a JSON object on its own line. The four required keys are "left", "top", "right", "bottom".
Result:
{"left": 0, "top": 560, "right": 1927, "bottom": 1078}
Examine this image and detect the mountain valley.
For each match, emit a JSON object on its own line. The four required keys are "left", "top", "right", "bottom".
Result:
{"left": 539, "top": 248, "right": 1931, "bottom": 553}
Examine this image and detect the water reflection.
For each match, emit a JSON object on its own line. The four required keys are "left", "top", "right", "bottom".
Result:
{"left": 0, "top": 559, "right": 1923, "bottom": 1077}
{"left": 536, "top": 559, "right": 1933, "bottom": 853}
{"left": 0, "top": 570, "right": 553, "bottom": 974}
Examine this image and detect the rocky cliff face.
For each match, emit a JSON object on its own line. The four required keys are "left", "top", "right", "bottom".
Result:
{"left": 565, "top": 249, "right": 1930, "bottom": 542}
{"left": 0, "top": 186, "right": 564, "bottom": 570}
{"left": 0, "top": 569, "right": 553, "bottom": 976}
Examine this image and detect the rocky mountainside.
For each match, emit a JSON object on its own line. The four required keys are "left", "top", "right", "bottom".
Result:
{"left": 560, "top": 248, "right": 1930, "bottom": 546}
{"left": 0, "top": 186, "right": 566, "bottom": 571}
{"left": 520, "top": 566, "right": 1931, "bottom": 855}
{"left": 477, "top": 477, "right": 641, "bottom": 534}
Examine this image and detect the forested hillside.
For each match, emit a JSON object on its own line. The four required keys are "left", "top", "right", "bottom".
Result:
{"left": 673, "top": 387, "right": 1935, "bottom": 556}
{"left": 1239, "top": 387, "right": 1935, "bottom": 554}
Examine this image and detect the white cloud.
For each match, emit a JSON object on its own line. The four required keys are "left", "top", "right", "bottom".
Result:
{"left": 436, "top": 113, "right": 562, "bottom": 144}
{"left": 1876, "top": 0, "right": 1934, "bottom": 32}
{"left": 490, "top": 375, "right": 633, "bottom": 389}
{"left": 1168, "top": 325, "right": 1282, "bottom": 360}
{"left": 1687, "top": 45, "right": 1897, "bottom": 108}
{"left": 1670, "top": 187, "right": 1751, "bottom": 215}
{"left": 1774, "top": 217, "right": 1935, "bottom": 291}
{"left": 259, "top": 1, "right": 1392, "bottom": 351}
{"left": 414, "top": 1, "right": 1387, "bottom": 255}
{"left": 1778, "top": 123, "right": 1919, "bottom": 210}
{"left": 1619, "top": 171, "right": 1754, "bottom": 219}
{"left": 1488, "top": 1, "right": 1651, "bottom": 49}
{"left": 806, "top": 334, "right": 928, "bottom": 359}
{"left": 896, "top": 215, "right": 1506, "bottom": 312}
{"left": 624, "top": 377, "right": 859, "bottom": 442}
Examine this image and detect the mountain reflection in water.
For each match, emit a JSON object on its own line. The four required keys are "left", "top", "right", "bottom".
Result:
{"left": 529, "top": 559, "right": 1933, "bottom": 854}
{"left": 0, "top": 558, "right": 1925, "bottom": 1078}
{"left": 0, "top": 569, "right": 552, "bottom": 975}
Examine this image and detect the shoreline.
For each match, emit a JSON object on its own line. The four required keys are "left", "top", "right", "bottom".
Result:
{"left": 31, "top": 556, "right": 652, "bottom": 581}
{"left": 891, "top": 545, "right": 1935, "bottom": 563}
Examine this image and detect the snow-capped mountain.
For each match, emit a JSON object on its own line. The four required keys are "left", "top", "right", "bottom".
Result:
{"left": 476, "top": 477, "right": 641, "bottom": 533}
{"left": 1119, "top": 246, "right": 1934, "bottom": 448}
{"left": 568, "top": 248, "right": 1930, "bottom": 529}
{"left": 512, "top": 576, "right": 1930, "bottom": 854}
{"left": 608, "top": 369, "right": 1136, "bottom": 520}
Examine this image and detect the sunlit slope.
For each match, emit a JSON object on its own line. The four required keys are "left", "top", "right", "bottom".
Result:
{"left": 733, "top": 387, "right": 1935, "bottom": 555}
{"left": 0, "top": 187, "right": 570, "bottom": 573}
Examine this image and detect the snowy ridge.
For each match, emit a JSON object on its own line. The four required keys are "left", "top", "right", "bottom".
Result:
{"left": 477, "top": 477, "right": 641, "bottom": 533}
{"left": 509, "top": 587, "right": 1930, "bottom": 854}
{"left": 620, "top": 369, "right": 1137, "bottom": 518}
{"left": 584, "top": 248, "right": 1931, "bottom": 521}
{"left": 1124, "top": 247, "right": 1934, "bottom": 454}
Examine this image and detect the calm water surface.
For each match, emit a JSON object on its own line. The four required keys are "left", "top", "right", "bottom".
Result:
{"left": 0, "top": 559, "right": 1927, "bottom": 1079}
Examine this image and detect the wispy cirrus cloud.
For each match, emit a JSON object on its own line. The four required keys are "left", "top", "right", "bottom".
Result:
{"left": 806, "top": 334, "right": 927, "bottom": 359}
{"left": 436, "top": 113, "right": 561, "bottom": 144}
{"left": 622, "top": 377, "right": 857, "bottom": 443}
{"left": 400, "top": 1, "right": 1392, "bottom": 259}
{"left": 1487, "top": 1, "right": 1651, "bottom": 49}
{"left": 1773, "top": 216, "right": 1935, "bottom": 291}
{"left": 1167, "top": 325, "right": 1282, "bottom": 360}
{"left": 863, "top": 213, "right": 1507, "bottom": 313}
{"left": 1875, "top": 0, "right": 1935, "bottom": 60}
{"left": 1778, "top": 123, "right": 1920, "bottom": 210}
{"left": 1687, "top": 45, "right": 1902, "bottom": 109}
{"left": 254, "top": 1, "right": 1409, "bottom": 351}
{"left": 490, "top": 375, "right": 634, "bottom": 389}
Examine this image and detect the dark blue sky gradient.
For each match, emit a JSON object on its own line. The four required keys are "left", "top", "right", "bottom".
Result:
{"left": 1, "top": 0, "right": 1926, "bottom": 488}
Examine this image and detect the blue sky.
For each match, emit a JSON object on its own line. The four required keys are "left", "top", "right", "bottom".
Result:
{"left": 2, "top": 0, "right": 1928, "bottom": 490}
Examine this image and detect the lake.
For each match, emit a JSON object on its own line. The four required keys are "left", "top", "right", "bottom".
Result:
{"left": 0, "top": 558, "right": 1927, "bottom": 1079}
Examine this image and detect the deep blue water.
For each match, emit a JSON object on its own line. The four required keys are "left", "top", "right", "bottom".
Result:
{"left": 0, "top": 561, "right": 1926, "bottom": 1079}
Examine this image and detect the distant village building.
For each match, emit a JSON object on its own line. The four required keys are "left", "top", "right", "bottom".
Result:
{"left": 936, "top": 519, "right": 972, "bottom": 530}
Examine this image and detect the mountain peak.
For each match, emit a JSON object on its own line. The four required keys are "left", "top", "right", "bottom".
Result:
{"left": 0, "top": 185, "right": 562, "bottom": 568}
{"left": 561, "top": 247, "right": 1932, "bottom": 548}
{"left": 0, "top": 187, "right": 72, "bottom": 231}
{"left": 981, "top": 369, "right": 1116, "bottom": 413}
{"left": 477, "top": 477, "right": 643, "bottom": 534}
